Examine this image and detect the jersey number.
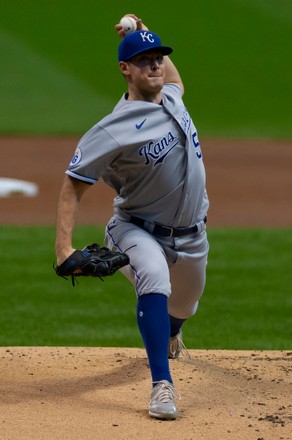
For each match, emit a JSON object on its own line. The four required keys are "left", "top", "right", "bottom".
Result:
{"left": 192, "top": 132, "right": 202, "bottom": 159}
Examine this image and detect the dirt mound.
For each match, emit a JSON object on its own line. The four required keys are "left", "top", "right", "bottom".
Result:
{"left": 1, "top": 347, "right": 291, "bottom": 440}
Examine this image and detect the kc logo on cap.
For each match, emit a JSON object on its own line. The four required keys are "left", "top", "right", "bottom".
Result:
{"left": 118, "top": 30, "right": 173, "bottom": 62}
{"left": 140, "top": 31, "right": 155, "bottom": 43}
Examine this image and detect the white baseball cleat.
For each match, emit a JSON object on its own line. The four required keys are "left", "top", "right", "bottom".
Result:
{"left": 149, "top": 380, "right": 179, "bottom": 420}
{"left": 168, "top": 329, "right": 191, "bottom": 359}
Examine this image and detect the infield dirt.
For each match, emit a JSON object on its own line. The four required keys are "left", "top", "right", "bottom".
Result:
{"left": 1, "top": 137, "right": 292, "bottom": 227}
{"left": 0, "top": 137, "right": 291, "bottom": 440}
{"left": 1, "top": 347, "right": 291, "bottom": 440}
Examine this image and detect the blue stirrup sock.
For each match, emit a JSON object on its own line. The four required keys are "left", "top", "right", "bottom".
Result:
{"left": 137, "top": 293, "right": 172, "bottom": 385}
{"left": 169, "top": 314, "right": 186, "bottom": 337}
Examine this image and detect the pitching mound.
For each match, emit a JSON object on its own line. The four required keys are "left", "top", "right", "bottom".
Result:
{"left": 1, "top": 347, "right": 291, "bottom": 440}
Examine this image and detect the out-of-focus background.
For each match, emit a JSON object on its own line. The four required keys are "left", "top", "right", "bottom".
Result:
{"left": 1, "top": 0, "right": 291, "bottom": 137}
{"left": 0, "top": 1, "right": 291, "bottom": 349}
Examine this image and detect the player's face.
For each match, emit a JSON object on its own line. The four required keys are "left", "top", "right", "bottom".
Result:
{"left": 121, "top": 50, "right": 165, "bottom": 98}
{"left": 130, "top": 52, "right": 164, "bottom": 70}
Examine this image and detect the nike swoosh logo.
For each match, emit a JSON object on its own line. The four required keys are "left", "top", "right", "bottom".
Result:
{"left": 135, "top": 118, "right": 147, "bottom": 129}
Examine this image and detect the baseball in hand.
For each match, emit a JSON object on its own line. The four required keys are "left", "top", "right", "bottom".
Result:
{"left": 119, "top": 16, "right": 137, "bottom": 34}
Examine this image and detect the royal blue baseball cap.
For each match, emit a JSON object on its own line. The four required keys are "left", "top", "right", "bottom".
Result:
{"left": 118, "top": 30, "right": 173, "bottom": 62}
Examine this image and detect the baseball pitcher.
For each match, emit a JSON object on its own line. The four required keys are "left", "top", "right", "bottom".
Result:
{"left": 55, "top": 13, "right": 209, "bottom": 420}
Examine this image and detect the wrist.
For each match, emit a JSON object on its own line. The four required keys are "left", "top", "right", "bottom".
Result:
{"left": 56, "top": 246, "right": 75, "bottom": 265}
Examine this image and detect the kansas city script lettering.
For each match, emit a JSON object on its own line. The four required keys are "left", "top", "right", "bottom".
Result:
{"left": 139, "top": 132, "right": 178, "bottom": 165}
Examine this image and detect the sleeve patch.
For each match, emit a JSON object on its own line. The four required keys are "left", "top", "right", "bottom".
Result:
{"left": 69, "top": 147, "right": 82, "bottom": 166}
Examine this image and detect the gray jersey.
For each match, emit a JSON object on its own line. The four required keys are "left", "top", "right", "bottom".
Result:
{"left": 67, "top": 84, "right": 209, "bottom": 227}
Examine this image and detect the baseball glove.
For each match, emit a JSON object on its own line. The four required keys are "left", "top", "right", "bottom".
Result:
{"left": 54, "top": 243, "right": 130, "bottom": 286}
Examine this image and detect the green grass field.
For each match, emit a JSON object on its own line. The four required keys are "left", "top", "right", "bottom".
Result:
{"left": 0, "top": 226, "right": 291, "bottom": 349}
{"left": 1, "top": 0, "right": 292, "bottom": 137}
{"left": 0, "top": 2, "right": 291, "bottom": 349}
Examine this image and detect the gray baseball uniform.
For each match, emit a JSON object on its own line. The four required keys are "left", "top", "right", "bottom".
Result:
{"left": 67, "top": 83, "right": 209, "bottom": 319}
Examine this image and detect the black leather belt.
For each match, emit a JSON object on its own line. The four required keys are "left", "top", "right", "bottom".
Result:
{"left": 130, "top": 216, "right": 207, "bottom": 238}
